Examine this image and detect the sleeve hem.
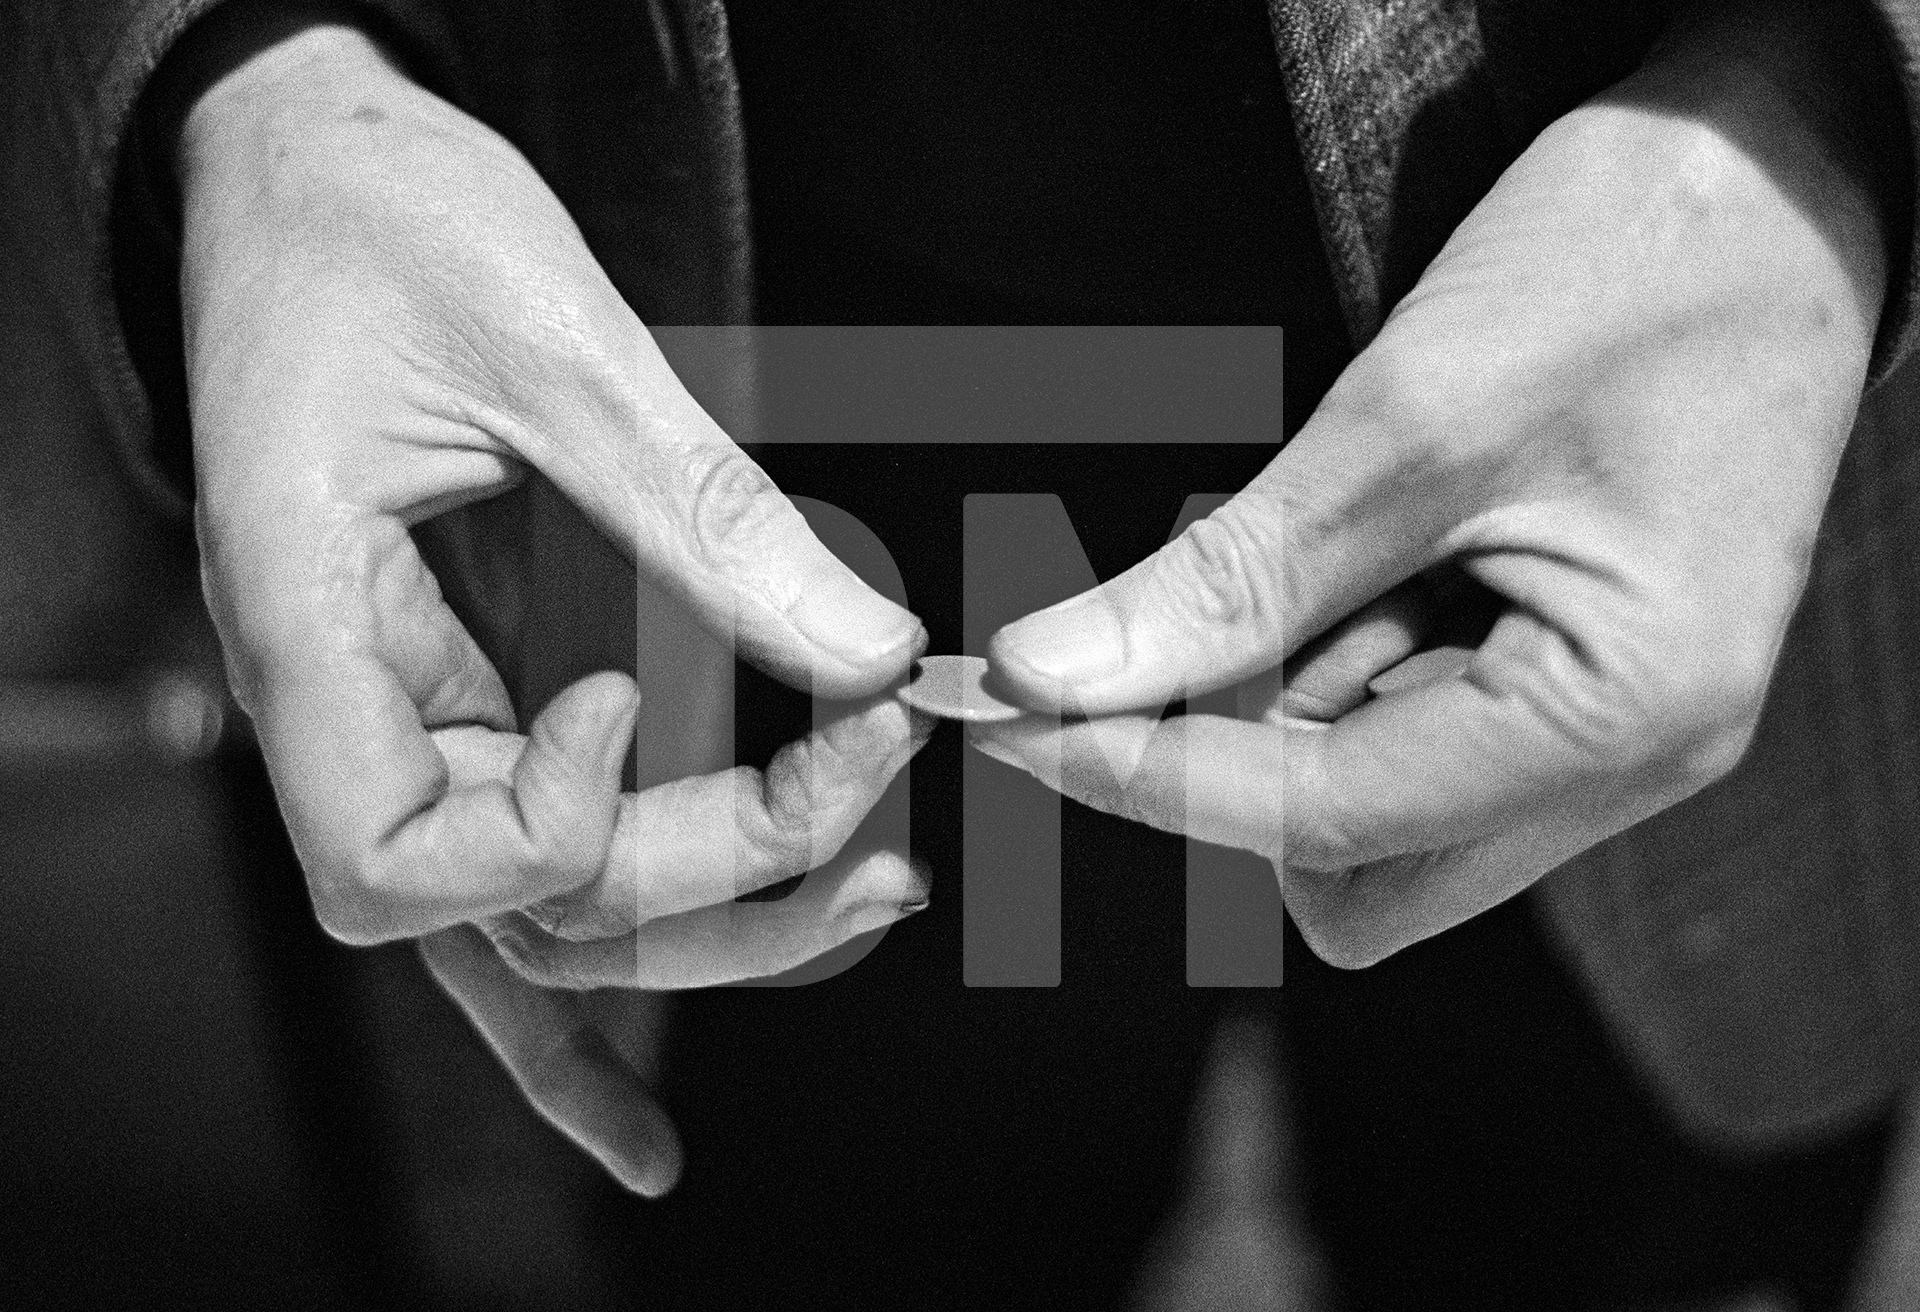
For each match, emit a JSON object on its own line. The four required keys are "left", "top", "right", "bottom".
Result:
{"left": 1863, "top": 0, "right": 1920, "bottom": 390}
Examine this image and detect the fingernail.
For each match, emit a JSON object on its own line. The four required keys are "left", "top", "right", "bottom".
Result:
{"left": 994, "top": 601, "right": 1124, "bottom": 687}
{"left": 487, "top": 925, "right": 538, "bottom": 974}
{"left": 520, "top": 895, "right": 574, "bottom": 937}
{"left": 900, "top": 897, "right": 930, "bottom": 915}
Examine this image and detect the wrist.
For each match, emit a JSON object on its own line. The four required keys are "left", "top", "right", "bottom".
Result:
{"left": 1627, "top": 0, "right": 1908, "bottom": 329}
{"left": 162, "top": 5, "right": 408, "bottom": 208}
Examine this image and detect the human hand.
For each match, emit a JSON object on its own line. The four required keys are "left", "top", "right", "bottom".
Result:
{"left": 972, "top": 0, "right": 1899, "bottom": 967}
{"left": 173, "top": 13, "right": 927, "bottom": 1188}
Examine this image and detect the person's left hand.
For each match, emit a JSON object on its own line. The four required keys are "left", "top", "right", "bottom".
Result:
{"left": 970, "top": 0, "right": 1902, "bottom": 967}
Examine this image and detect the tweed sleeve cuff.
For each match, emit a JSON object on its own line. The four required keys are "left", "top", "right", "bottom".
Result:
{"left": 1867, "top": 0, "right": 1920, "bottom": 387}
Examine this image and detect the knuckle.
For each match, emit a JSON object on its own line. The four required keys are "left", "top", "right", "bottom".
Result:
{"left": 1553, "top": 635, "right": 1766, "bottom": 796}
{"left": 1307, "top": 935, "right": 1394, "bottom": 972}
{"left": 738, "top": 767, "right": 821, "bottom": 882}
{"left": 1287, "top": 893, "right": 1394, "bottom": 971}
{"left": 306, "top": 850, "right": 423, "bottom": 947}
{"left": 309, "top": 882, "right": 398, "bottom": 947}
{"left": 1286, "top": 855, "right": 1441, "bottom": 970}
{"left": 864, "top": 860, "right": 929, "bottom": 909}
{"left": 1322, "top": 333, "right": 1463, "bottom": 439}
{"left": 1646, "top": 670, "right": 1763, "bottom": 791}
{"left": 515, "top": 787, "right": 612, "bottom": 884}
{"left": 1159, "top": 511, "right": 1281, "bottom": 635}
{"left": 686, "top": 444, "right": 793, "bottom": 561}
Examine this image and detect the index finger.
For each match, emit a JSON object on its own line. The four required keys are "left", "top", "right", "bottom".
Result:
{"left": 521, "top": 694, "right": 932, "bottom": 941}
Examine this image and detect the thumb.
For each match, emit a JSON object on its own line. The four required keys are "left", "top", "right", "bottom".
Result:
{"left": 987, "top": 411, "right": 1453, "bottom": 715}
{"left": 523, "top": 330, "right": 924, "bottom": 699}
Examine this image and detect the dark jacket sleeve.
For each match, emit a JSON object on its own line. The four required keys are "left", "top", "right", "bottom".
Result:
{"left": 1867, "top": 0, "right": 1920, "bottom": 386}
{"left": 0, "top": 0, "right": 468, "bottom": 519}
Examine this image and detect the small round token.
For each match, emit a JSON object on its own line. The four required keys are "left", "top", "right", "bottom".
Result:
{"left": 897, "top": 655, "right": 1026, "bottom": 722}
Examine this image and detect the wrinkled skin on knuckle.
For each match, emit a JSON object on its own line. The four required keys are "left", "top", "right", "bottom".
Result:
{"left": 1562, "top": 624, "right": 1767, "bottom": 799}
{"left": 686, "top": 445, "right": 796, "bottom": 572}
{"left": 511, "top": 726, "right": 599, "bottom": 809}
{"left": 512, "top": 819, "right": 594, "bottom": 891}
{"left": 740, "top": 710, "right": 906, "bottom": 882}
{"left": 489, "top": 801, "right": 596, "bottom": 893}
{"left": 364, "top": 527, "right": 505, "bottom": 710}
{"left": 1156, "top": 511, "right": 1284, "bottom": 641}
{"left": 734, "top": 764, "right": 822, "bottom": 886}
{"left": 1320, "top": 331, "right": 1479, "bottom": 454}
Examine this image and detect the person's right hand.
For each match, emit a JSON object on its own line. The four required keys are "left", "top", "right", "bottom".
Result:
{"left": 172, "top": 12, "right": 929, "bottom": 1191}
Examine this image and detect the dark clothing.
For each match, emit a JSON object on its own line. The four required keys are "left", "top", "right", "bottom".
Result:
{"left": 729, "top": 2, "right": 1334, "bottom": 320}
{"left": 494, "top": 0, "right": 1920, "bottom": 1157}
{"left": 9, "top": 0, "right": 1920, "bottom": 1307}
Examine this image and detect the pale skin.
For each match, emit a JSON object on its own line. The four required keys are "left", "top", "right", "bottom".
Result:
{"left": 974, "top": 0, "right": 1899, "bottom": 966}
{"left": 174, "top": 7, "right": 933, "bottom": 1194}
{"left": 170, "top": 0, "right": 1902, "bottom": 1191}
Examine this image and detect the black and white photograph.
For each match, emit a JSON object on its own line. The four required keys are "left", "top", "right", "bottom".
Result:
{"left": 5, "top": 1, "right": 1920, "bottom": 1307}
